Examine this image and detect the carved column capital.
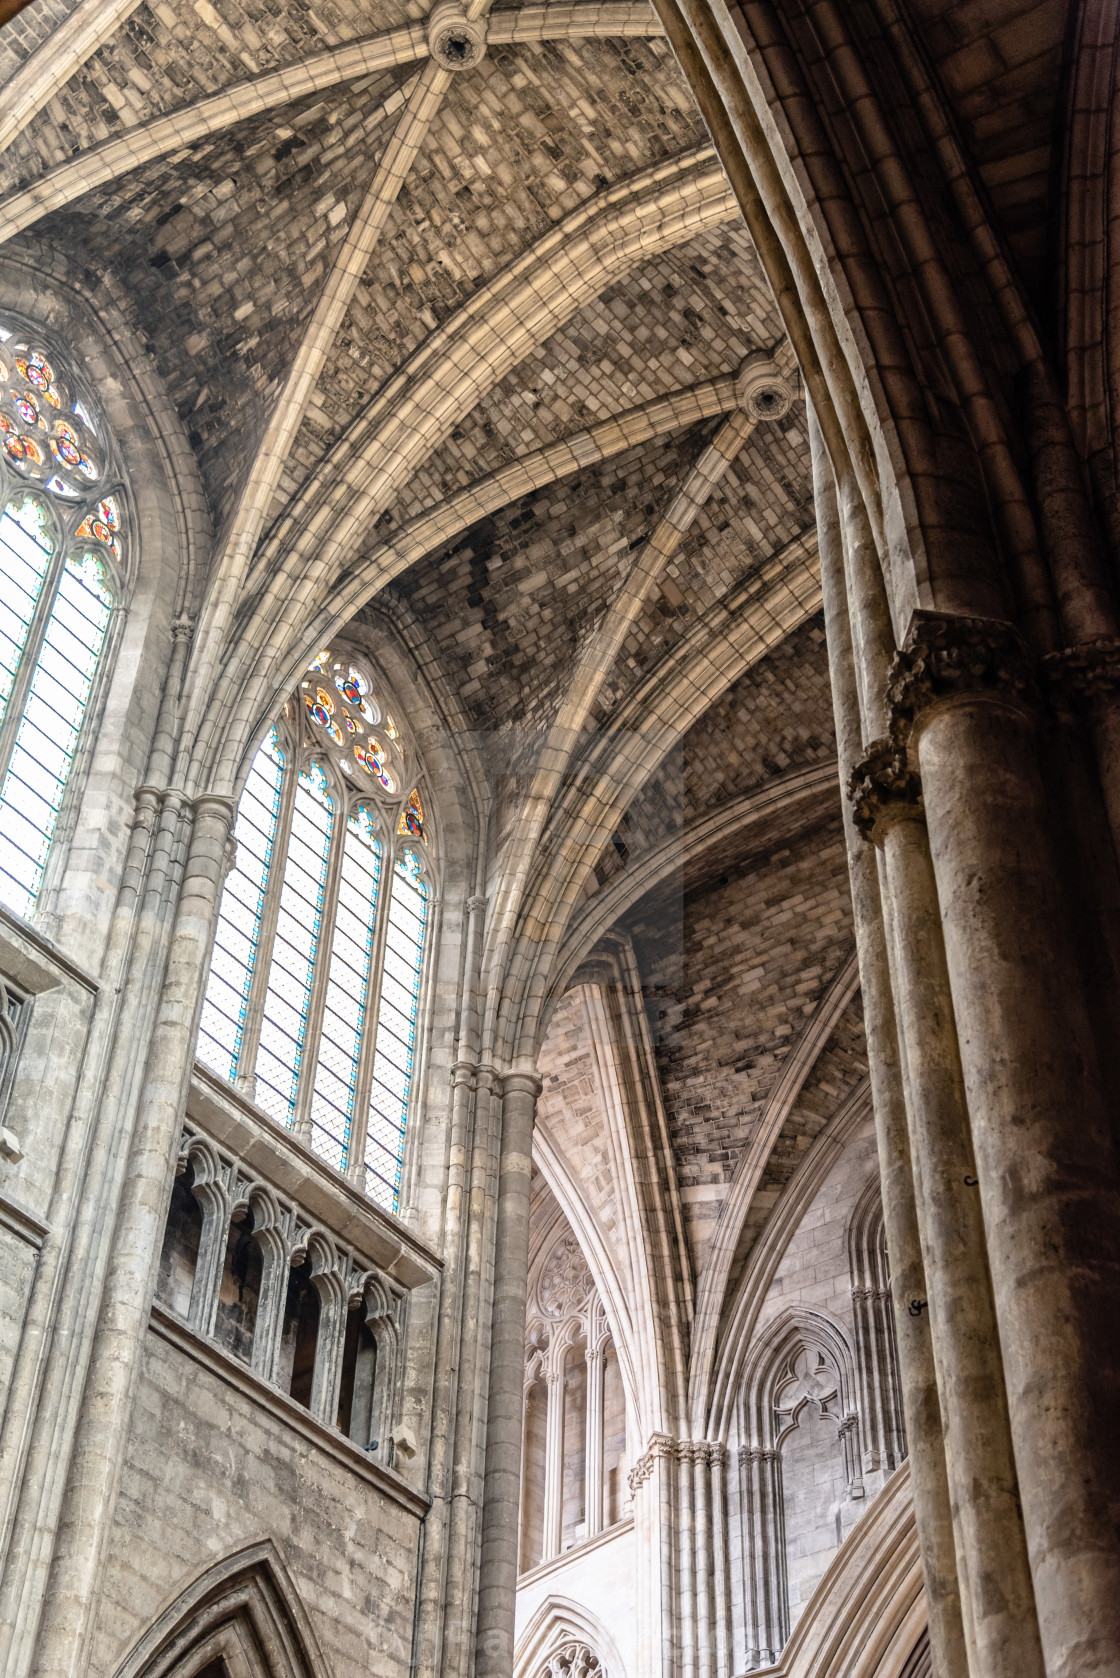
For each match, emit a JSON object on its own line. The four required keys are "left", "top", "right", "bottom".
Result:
{"left": 627, "top": 1432, "right": 727, "bottom": 1489}
{"left": 848, "top": 735, "right": 924, "bottom": 845}
{"left": 886, "top": 611, "right": 1037, "bottom": 738}
{"left": 1041, "top": 636, "right": 1120, "bottom": 709}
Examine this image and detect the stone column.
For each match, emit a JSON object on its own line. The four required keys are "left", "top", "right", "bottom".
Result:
{"left": 475, "top": 1068, "right": 541, "bottom": 1678}
{"left": 895, "top": 613, "right": 1120, "bottom": 1678}
{"left": 542, "top": 1359, "right": 565, "bottom": 1560}
{"left": 249, "top": 1204, "right": 291, "bottom": 1385}
{"left": 811, "top": 410, "right": 968, "bottom": 1678}
{"left": 692, "top": 1446, "right": 714, "bottom": 1678}
{"left": 708, "top": 1446, "right": 732, "bottom": 1678}
{"left": 629, "top": 1435, "right": 680, "bottom": 1678}
{"left": 31, "top": 791, "right": 234, "bottom": 1678}
{"left": 849, "top": 746, "right": 1046, "bottom": 1678}
{"left": 0, "top": 785, "right": 187, "bottom": 1677}
{"left": 584, "top": 1338, "right": 605, "bottom": 1539}
{"left": 739, "top": 1445, "right": 785, "bottom": 1668}
{"left": 429, "top": 1044, "right": 500, "bottom": 1678}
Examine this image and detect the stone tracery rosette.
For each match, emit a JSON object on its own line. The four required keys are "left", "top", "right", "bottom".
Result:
{"left": 536, "top": 1233, "right": 595, "bottom": 1319}
{"left": 537, "top": 1643, "right": 604, "bottom": 1678}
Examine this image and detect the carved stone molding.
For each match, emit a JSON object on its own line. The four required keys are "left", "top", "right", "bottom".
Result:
{"left": 735, "top": 351, "right": 793, "bottom": 422}
{"left": 847, "top": 735, "right": 924, "bottom": 845}
{"left": 850, "top": 613, "right": 1043, "bottom": 843}
{"left": 427, "top": 0, "right": 488, "bottom": 69}
{"left": 738, "top": 1444, "right": 778, "bottom": 1467}
{"left": 886, "top": 611, "right": 1037, "bottom": 735}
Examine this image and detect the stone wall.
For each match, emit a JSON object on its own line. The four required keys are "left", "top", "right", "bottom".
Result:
{"left": 88, "top": 1327, "right": 425, "bottom": 1677}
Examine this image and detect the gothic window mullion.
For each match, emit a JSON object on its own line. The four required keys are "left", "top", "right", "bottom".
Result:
{"left": 253, "top": 761, "right": 335, "bottom": 1132}
{"left": 290, "top": 786, "right": 348, "bottom": 1142}
{"left": 308, "top": 800, "right": 384, "bottom": 1176}
{"left": 235, "top": 741, "right": 298, "bottom": 1102}
{"left": 0, "top": 529, "right": 117, "bottom": 918}
{"left": 345, "top": 836, "right": 395, "bottom": 1190}
{"left": 364, "top": 843, "right": 430, "bottom": 1210}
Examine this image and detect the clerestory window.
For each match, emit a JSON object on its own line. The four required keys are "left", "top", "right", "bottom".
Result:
{"left": 197, "top": 647, "right": 433, "bottom": 1213}
{"left": 0, "top": 319, "right": 126, "bottom": 919}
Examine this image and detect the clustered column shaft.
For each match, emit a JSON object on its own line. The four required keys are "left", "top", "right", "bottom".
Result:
{"left": 475, "top": 1070, "right": 542, "bottom": 1678}
{"left": 584, "top": 1339, "right": 605, "bottom": 1540}
{"left": 811, "top": 396, "right": 1120, "bottom": 1678}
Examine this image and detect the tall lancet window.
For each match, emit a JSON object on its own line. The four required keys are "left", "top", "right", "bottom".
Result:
{"left": 197, "top": 647, "right": 434, "bottom": 1213}
{"left": 0, "top": 320, "right": 126, "bottom": 919}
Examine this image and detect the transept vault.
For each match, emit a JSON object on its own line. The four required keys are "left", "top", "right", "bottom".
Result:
{"left": 0, "top": 2, "right": 1116, "bottom": 1678}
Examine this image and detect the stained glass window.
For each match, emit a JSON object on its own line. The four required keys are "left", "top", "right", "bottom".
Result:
{"left": 0, "top": 319, "right": 126, "bottom": 920}
{"left": 197, "top": 647, "right": 433, "bottom": 1215}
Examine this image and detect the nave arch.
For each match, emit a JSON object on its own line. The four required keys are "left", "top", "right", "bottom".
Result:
{"left": 111, "top": 1542, "right": 329, "bottom": 1678}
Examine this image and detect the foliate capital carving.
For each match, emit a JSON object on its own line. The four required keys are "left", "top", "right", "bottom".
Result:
{"left": 847, "top": 736, "right": 923, "bottom": 845}
{"left": 886, "top": 611, "right": 1037, "bottom": 736}
{"left": 1041, "top": 637, "right": 1120, "bottom": 709}
{"left": 627, "top": 1433, "right": 727, "bottom": 1491}
{"left": 739, "top": 1444, "right": 777, "bottom": 1467}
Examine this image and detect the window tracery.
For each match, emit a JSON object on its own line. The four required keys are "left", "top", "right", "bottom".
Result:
{"left": 197, "top": 646, "right": 433, "bottom": 1213}
{"left": 733, "top": 1311, "right": 866, "bottom": 1667}
{"left": 537, "top": 1644, "right": 604, "bottom": 1678}
{"left": 0, "top": 318, "right": 127, "bottom": 919}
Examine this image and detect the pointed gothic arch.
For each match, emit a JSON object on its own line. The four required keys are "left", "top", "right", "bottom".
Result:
{"left": 111, "top": 1541, "right": 330, "bottom": 1678}
{"left": 731, "top": 1308, "right": 866, "bottom": 1668}
{"left": 513, "top": 1594, "right": 626, "bottom": 1678}
{"left": 846, "top": 1179, "right": 906, "bottom": 1477}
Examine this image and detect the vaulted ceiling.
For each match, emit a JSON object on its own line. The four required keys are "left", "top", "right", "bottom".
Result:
{"left": 2, "top": 0, "right": 1074, "bottom": 1422}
